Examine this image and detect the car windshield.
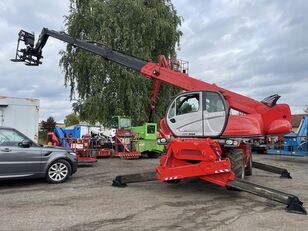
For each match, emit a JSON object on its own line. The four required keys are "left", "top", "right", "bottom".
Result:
{"left": 0, "top": 129, "right": 25, "bottom": 146}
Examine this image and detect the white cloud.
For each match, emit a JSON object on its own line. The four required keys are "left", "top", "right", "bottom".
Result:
{"left": 173, "top": 0, "right": 308, "bottom": 114}
{"left": 0, "top": 0, "right": 71, "bottom": 122}
{"left": 0, "top": 0, "right": 307, "bottom": 125}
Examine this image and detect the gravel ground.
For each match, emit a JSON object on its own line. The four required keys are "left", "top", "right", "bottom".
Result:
{"left": 0, "top": 154, "right": 308, "bottom": 231}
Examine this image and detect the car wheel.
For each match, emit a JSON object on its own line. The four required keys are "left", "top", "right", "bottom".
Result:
{"left": 46, "top": 159, "right": 72, "bottom": 183}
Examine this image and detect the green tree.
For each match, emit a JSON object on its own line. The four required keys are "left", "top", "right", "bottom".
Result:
{"left": 41, "top": 117, "right": 56, "bottom": 132}
{"left": 64, "top": 113, "right": 80, "bottom": 127}
{"left": 39, "top": 117, "right": 57, "bottom": 144}
{"left": 60, "top": 0, "right": 182, "bottom": 126}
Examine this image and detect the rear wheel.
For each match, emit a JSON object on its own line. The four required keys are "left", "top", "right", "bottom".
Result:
{"left": 226, "top": 149, "right": 245, "bottom": 179}
{"left": 46, "top": 159, "right": 72, "bottom": 183}
{"left": 147, "top": 152, "right": 160, "bottom": 159}
{"left": 165, "top": 179, "right": 181, "bottom": 184}
{"left": 245, "top": 151, "right": 253, "bottom": 176}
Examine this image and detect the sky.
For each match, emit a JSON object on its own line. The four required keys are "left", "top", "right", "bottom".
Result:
{"left": 0, "top": 0, "right": 307, "bottom": 122}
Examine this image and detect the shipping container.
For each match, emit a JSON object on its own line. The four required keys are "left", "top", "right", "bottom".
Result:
{"left": 0, "top": 96, "right": 40, "bottom": 142}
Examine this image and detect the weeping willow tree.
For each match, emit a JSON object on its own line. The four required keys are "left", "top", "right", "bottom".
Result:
{"left": 60, "top": 0, "right": 182, "bottom": 126}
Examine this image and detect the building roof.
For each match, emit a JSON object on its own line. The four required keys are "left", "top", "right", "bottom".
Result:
{"left": 291, "top": 114, "right": 306, "bottom": 127}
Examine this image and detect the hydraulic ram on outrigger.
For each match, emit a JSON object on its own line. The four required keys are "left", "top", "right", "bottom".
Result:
{"left": 11, "top": 28, "right": 306, "bottom": 215}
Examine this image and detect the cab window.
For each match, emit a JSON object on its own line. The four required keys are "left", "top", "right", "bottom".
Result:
{"left": 147, "top": 125, "right": 156, "bottom": 134}
{"left": 176, "top": 93, "right": 200, "bottom": 116}
{"left": 168, "top": 102, "right": 176, "bottom": 118}
{"left": 204, "top": 92, "right": 225, "bottom": 112}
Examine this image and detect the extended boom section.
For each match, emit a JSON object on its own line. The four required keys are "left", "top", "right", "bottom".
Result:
{"left": 11, "top": 28, "right": 147, "bottom": 70}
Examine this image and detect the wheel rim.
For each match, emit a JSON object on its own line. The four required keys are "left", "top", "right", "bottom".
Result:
{"left": 48, "top": 163, "right": 68, "bottom": 182}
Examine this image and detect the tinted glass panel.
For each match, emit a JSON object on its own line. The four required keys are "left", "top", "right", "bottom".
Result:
{"left": 147, "top": 125, "right": 156, "bottom": 134}
{"left": 168, "top": 102, "right": 176, "bottom": 118}
{"left": 0, "top": 129, "right": 25, "bottom": 146}
{"left": 119, "top": 118, "right": 131, "bottom": 128}
{"left": 176, "top": 93, "right": 200, "bottom": 116}
{"left": 204, "top": 92, "right": 225, "bottom": 112}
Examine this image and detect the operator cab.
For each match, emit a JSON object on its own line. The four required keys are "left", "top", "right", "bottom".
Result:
{"left": 166, "top": 91, "right": 228, "bottom": 137}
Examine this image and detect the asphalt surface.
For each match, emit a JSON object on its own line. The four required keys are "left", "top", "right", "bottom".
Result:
{"left": 0, "top": 154, "right": 308, "bottom": 231}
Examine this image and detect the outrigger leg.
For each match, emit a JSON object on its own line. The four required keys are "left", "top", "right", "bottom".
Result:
{"left": 112, "top": 171, "right": 306, "bottom": 215}
{"left": 112, "top": 171, "right": 158, "bottom": 187}
{"left": 252, "top": 161, "right": 292, "bottom": 178}
{"left": 227, "top": 178, "right": 307, "bottom": 215}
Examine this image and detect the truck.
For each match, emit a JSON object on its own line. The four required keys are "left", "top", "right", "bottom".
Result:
{"left": 11, "top": 28, "right": 306, "bottom": 214}
{"left": 0, "top": 96, "right": 39, "bottom": 142}
{"left": 112, "top": 116, "right": 163, "bottom": 159}
{"left": 132, "top": 122, "right": 163, "bottom": 158}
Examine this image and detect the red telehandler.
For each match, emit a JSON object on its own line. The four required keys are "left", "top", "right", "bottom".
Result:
{"left": 11, "top": 28, "right": 306, "bottom": 214}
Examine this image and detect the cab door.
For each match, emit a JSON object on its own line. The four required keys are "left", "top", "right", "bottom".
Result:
{"left": 166, "top": 91, "right": 228, "bottom": 138}
{"left": 202, "top": 91, "right": 228, "bottom": 137}
{"left": 166, "top": 92, "right": 203, "bottom": 137}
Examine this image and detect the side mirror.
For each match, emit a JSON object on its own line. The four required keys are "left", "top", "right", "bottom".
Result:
{"left": 19, "top": 139, "right": 32, "bottom": 148}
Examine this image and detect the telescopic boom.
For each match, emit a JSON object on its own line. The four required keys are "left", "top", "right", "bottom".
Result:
{"left": 11, "top": 28, "right": 292, "bottom": 136}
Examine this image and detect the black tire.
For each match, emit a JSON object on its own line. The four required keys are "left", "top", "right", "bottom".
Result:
{"left": 165, "top": 179, "right": 181, "bottom": 184}
{"left": 226, "top": 149, "right": 245, "bottom": 179}
{"left": 46, "top": 159, "right": 72, "bottom": 183}
{"left": 147, "top": 152, "right": 160, "bottom": 159}
{"left": 245, "top": 151, "right": 253, "bottom": 176}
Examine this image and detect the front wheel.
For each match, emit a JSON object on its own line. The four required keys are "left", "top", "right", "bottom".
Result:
{"left": 46, "top": 159, "right": 72, "bottom": 183}
{"left": 226, "top": 149, "right": 245, "bottom": 179}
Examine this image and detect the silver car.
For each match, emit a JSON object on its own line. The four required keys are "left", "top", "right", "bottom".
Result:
{"left": 0, "top": 127, "right": 78, "bottom": 183}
